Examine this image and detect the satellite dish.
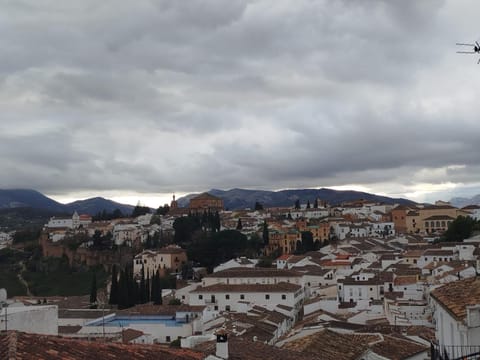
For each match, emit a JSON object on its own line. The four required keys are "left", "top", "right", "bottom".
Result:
{"left": 0, "top": 288, "right": 7, "bottom": 303}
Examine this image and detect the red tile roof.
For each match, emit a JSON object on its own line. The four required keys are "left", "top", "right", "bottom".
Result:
{"left": 206, "top": 267, "right": 301, "bottom": 278}
{"left": 191, "top": 282, "right": 301, "bottom": 293}
{"left": 0, "top": 331, "right": 203, "bottom": 360}
{"left": 430, "top": 276, "right": 480, "bottom": 320}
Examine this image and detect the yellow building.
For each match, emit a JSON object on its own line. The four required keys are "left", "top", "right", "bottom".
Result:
{"left": 405, "top": 205, "right": 470, "bottom": 234}
{"left": 189, "top": 192, "right": 224, "bottom": 212}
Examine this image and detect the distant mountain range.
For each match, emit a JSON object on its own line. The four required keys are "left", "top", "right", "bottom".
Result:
{"left": 177, "top": 188, "right": 417, "bottom": 210}
{"left": 450, "top": 194, "right": 480, "bottom": 208}
{"left": 0, "top": 189, "right": 134, "bottom": 216}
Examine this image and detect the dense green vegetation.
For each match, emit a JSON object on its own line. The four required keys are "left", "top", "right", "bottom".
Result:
{"left": 109, "top": 264, "right": 176, "bottom": 309}
{"left": 0, "top": 247, "right": 108, "bottom": 297}
{"left": 23, "top": 256, "right": 108, "bottom": 297}
{"left": 441, "top": 216, "right": 480, "bottom": 242}
{"left": 0, "top": 248, "right": 30, "bottom": 296}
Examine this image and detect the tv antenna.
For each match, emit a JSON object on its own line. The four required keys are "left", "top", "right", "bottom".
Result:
{"left": 456, "top": 41, "right": 480, "bottom": 64}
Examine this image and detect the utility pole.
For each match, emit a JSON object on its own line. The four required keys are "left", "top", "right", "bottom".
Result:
{"left": 2, "top": 304, "right": 7, "bottom": 331}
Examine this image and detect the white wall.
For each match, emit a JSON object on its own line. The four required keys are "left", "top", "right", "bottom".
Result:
{"left": 0, "top": 305, "right": 58, "bottom": 335}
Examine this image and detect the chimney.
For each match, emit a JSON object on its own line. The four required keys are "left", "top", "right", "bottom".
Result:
{"left": 215, "top": 329, "right": 228, "bottom": 359}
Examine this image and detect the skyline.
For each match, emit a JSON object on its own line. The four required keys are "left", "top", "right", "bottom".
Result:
{"left": 2, "top": 1, "right": 480, "bottom": 208}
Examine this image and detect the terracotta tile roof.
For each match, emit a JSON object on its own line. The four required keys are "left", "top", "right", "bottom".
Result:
{"left": 462, "top": 205, "right": 480, "bottom": 210}
{"left": 122, "top": 328, "right": 144, "bottom": 343}
{"left": 190, "top": 192, "right": 222, "bottom": 202}
{"left": 195, "top": 337, "right": 317, "bottom": 360}
{"left": 191, "top": 282, "right": 301, "bottom": 293}
{"left": 423, "top": 205, "right": 456, "bottom": 210}
{"left": 369, "top": 334, "right": 428, "bottom": 360}
{"left": 423, "top": 249, "right": 454, "bottom": 256}
{"left": 58, "top": 325, "right": 82, "bottom": 334}
{"left": 118, "top": 303, "right": 205, "bottom": 316}
{"left": 206, "top": 267, "right": 301, "bottom": 278}
{"left": 430, "top": 276, "right": 480, "bottom": 320}
{"left": 0, "top": 331, "right": 203, "bottom": 359}
{"left": 393, "top": 275, "right": 418, "bottom": 286}
{"left": 423, "top": 215, "right": 455, "bottom": 221}
{"left": 281, "top": 329, "right": 381, "bottom": 360}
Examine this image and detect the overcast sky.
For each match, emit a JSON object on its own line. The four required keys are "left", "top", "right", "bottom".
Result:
{"left": 1, "top": 0, "right": 480, "bottom": 207}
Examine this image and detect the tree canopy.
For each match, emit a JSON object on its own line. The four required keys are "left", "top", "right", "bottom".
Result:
{"left": 442, "top": 216, "right": 480, "bottom": 242}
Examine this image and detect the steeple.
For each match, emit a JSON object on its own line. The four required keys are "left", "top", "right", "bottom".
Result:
{"left": 170, "top": 194, "right": 178, "bottom": 209}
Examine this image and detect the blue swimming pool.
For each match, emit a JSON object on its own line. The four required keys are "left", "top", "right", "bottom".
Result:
{"left": 89, "top": 315, "right": 184, "bottom": 327}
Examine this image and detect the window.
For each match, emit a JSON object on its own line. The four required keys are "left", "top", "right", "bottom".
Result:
{"left": 282, "top": 295, "right": 286, "bottom": 300}
{"left": 214, "top": 306, "right": 218, "bottom": 311}
{"left": 225, "top": 294, "right": 230, "bottom": 300}
{"left": 166, "top": 336, "right": 171, "bottom": 342}
{"left": 198, "top": 295, "right": 203, "bottom": 300}
{"left": 182, "top": 295, "right": 185, "bottom": 299}
{"left": 265, "top": 294, "right": 270, "bottom": 300}
{"left": 225, "top": 305, "right": 231, "bottom": 311}
{"left": 240, "top": 294, "right": 245, "bottom": 300}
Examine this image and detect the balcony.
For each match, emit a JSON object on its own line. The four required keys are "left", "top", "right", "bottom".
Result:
{"left": 431, "top": 343, "right": 480, "bottom": 360}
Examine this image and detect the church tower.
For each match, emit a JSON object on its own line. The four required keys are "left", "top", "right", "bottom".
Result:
{"left": 170, "top": 194, "right": 178, "bottom": 209}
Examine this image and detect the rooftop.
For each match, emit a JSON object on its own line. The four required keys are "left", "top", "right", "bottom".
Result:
{"left": 0, "top": 331, "right": 203, "bottom": 360}
{"left": 205, "top": 267, "right": 301, "bottom": 278}
{"left": 191, "top": 282, "right": 302, "bottom": 293}
{"left": 430, "top": 276, "right": 480, "bottom": 320}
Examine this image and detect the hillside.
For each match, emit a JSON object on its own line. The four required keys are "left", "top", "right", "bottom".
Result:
{"left": 65, "top": 197, "right": 134, "bottom": 216}
{"left": 0, "top": 189, "right": 137, "bottom": 230}
{"left": 177, "top": 188, "right": 416, "bottom": 210}
{"left": 0, "top": 189, "right": 65, "bottom": 212}
{"left": 450, "top": 194, "right": 480, "bottom": 208}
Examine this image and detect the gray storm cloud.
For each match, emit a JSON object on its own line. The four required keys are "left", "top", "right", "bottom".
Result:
{"left": 0, "top": 0, "right": 479, "bottom": 203}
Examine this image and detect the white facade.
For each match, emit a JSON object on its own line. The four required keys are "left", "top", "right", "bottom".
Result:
{"left": 113, "top": 223, "right": 142, "bottom": 246}
{"left": 189, "top": 284, "right": 304, "bottom": 313}
{"left": 0, "top": 305, "right": 58, "bottom": 335}
{"left": 213, "top": 258, "right": 258, "bottom": 273}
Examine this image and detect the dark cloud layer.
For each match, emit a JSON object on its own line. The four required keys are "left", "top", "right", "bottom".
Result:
{"left": 1, "top": 0, "right": 479, "bottom": 204}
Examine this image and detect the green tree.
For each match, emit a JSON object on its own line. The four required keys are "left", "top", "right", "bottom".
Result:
{"left": 236, "top": 218, "right": 243, "bottom": 230}
{"left": 156, "top": 204, "right": 170, "bottom": 216}
{"left": 146, "top": 272, "right": 151, "bottom": 302}
{"left": 109, "top": 265, "right": 118, "bottom": 305}
{"left": 314, "top": 199, "right": 318, "bottom": 209}
{"left": 153, "top": 271, "right": 163, "bottom": 305}
{"left": 442, "top": 216, "right": 480, "bottom": 242}
{"left": 112, "top": 209, "right": 124, "bottom": 219}
{"left": 254, "top": 202, "right": 264, "bottom": 211}
{"left": 306, "top": 200, "right": 311, "bottom": 209}
{"left": 301, "top": 231, "right": 314, "bottom": 252}
{"left": 262, "top": 221, "right": 269, "bottom": 245}
{"left": 294, "top": 200, "right": 300, "bottom": 209}
{"left": 139, "top": 265, "right": 146, "bottom": 304}
{"left": 214, "top": 211, "right": 221, "bottom": 232}
{"left": 90, "top": 273, "right": 97, "bottom": 306}
{"left": 131, "top": 204, "right": 151, "bottom": 217}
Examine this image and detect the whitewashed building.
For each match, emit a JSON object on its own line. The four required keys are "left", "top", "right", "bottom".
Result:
{"left": 430, "top": 277, "right": 480, "bottom": 359}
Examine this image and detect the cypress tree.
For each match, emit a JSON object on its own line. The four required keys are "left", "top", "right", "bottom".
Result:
{"left": 236, "top": 218, "right": 243, "bottom": 230}
{"left": 214, "top": 211, "right": 221, "bottom": 232}
{"left": 109, "top": 265, "right": 118, "bottom": 305}
{"left": 117, "top": 269, "right": 128, "bottom": 309}
{"left": 90, "top": 273, "right": 97, "bottom": 306}
{"left": 153, "top": 271, "right": 163, "bottom": 305}
{"left": 314, "top": 199, "right": 319, "bottom": 209}
{"left": 146, "top": 272, "right": 151, "bottom": 303}
{"left": 262, "top": 221, "right": 269, "bottom": 245}
{"left": 140, "top": 265, "right": 146, "bottom": 304}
